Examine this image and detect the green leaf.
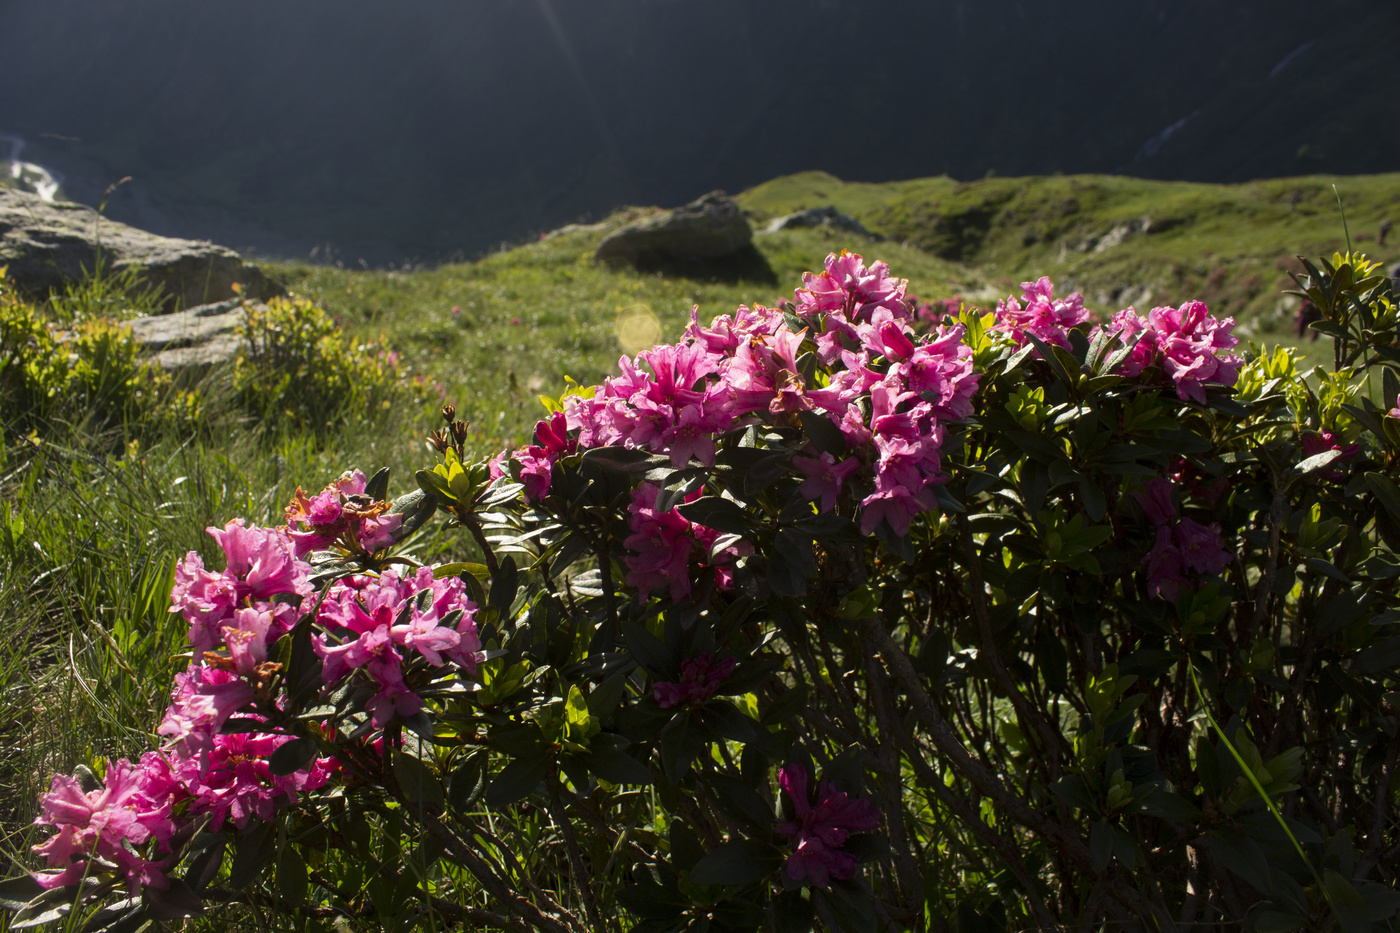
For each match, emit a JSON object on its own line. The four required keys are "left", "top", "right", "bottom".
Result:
{"left": 774, "top": 889, "right": 815, "bottom": 933}
{"left": 0, "top": 875, "right": 43, "bottom": 911}
{"left": 229, "top": 821, "right": 276, "bottom": 889}
{"left": 583, "top": 749, "right": 654, "bottom": 785}
{"left": 434, "top": 561, "right": 489, "bottom": 580}
{"left": 676, "top": 496, "right": 757, "bottom": 535}
{"left": 1324, "top": 869, "right": 1370, "bottom": 933}
{"left": 581, "top": 446, "right": 658, "bottom": 474}
{"left": 687, "top": 840, "right": 777, "bottom": 886}
{"left": 1365, "top": 472, "right": 1400, "bottom": 521}
{"left": 1207, "top": 830, "right": 1272, "bottom": 894}
{"left": 797, "top": 410, "right": 847, "bottom": 457}
{"left": 710, "top": 776, "right": 773, "bottom": 831}
{"left": 1290, "top": 449, "right": 1342, "bottom": 479}
{"left": 267, "top": 737, "right": 318, "bottom": 776}
{"left": 365, "top": 466, "right": 391, "bottom": 502}
{"left": 624, "top": 617, "right": 676, "bottom": 676}
{"left": 484, "top": 755, "right": 548, "bottom": 808}
{"left": 276, "top": 847, "right": 308, "bottom": 906}
{"left": 416, "top": 468, "right": 455, "bottom": 502}
{"left": 448, "top": 751, "right": 489, "bottom": 812}
{"left": 393, "top": 752, "right": 444, "bottom": 807}
{"left": 389, "top": 488, "right": 439, "bottom": 539}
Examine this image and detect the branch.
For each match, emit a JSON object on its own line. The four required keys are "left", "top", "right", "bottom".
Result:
{"left": 860, "top": 613, "right": 1095, "bottom": 871}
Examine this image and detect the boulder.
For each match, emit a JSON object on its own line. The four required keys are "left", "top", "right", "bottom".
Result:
{"left": 0, "top": 187, "right": 267, "bottom": 310}
{"left": 595, "top": 192, "right": 751, "bottom": 265}
{"left": 761, "top": 205, "right": 875, "bottom": 238}
{"left": 125, "top": 297, "right": 263, "bottom": 369}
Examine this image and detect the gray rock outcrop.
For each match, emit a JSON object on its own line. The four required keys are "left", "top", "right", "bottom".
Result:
{"left": 761, "top": 205, "right": 875, "bottom": 238}
{"left": 0, "top": 187, "right": 266, "bottom": 310}
{"left": 595, "top": 192, "right": 751, "bottom": 265}
{"left": 126, "top": 297, "right": 262, "bottom": 369}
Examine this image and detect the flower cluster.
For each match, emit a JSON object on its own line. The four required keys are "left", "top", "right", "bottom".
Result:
{"left": 1101, "top": 300, "right": 1242, "bottom": 403}
{"left": 315, "top": 567, "right": 482, "bottom": 727}
{"left": 624, "top": 484, "right": 751, "bottom": 602}
{"left": 992, "top": 277, "right": 1092, "bottom": 351}
{"left": 988, "top": 281, "right": 1242, "bottom": 406}
{"left": 284, "top": 469, "right": 402, "bottom": 556}
{"left": 171, "top": 519, "right": 313, "bottom": 654}
{"left": 511, "top": 251, "right": 980, "bottom": 596}
{"left": 491, "top": 411, "right": 576, "bottom": 502}
{"left": 1133, "top": 478, "right": 1231, "bottom": 601}
{"left": 36, "top": 521, "right": 336, "bottom": 893}
{"left": 776, "top": 763, "right": 881, "bottom": 889}
{"left": 652, "top": 652, "right": 737, "bottom": 708}
{"left": 32, "top": 760, "right": 176, "bottom": 894}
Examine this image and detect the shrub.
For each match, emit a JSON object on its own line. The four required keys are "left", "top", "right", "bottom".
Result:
{"left": 7, "top": 252, "right": 1400, "bottom": 933}
{"left": 0, "top": 267, "right": 190, "bottom": 435}
{"left": 232, "top": 295, "right": 401, "bottom": 430}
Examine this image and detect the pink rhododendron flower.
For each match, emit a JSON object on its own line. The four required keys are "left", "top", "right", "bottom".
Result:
{"left": 776, "top": 762, "right": 881, "bottom": 889}
{"left": 172, "top": 520, "right": 312, "bottom": 654}
{"left": 652, "top": 652, "right": 738, "bottom": 708}
{"left": 1144, "top": 526, "right": 1187, "bottom": 602}
{"left": 1099, "top": 300, "right": 1242, "bottom": 404}
{"left": 622, "top": 484, "right": 749, "bottom": 603}
{"left": 314, "top": 567, "right": 480, "bottom": 727}
{"left": 1132, "top": 477, "right": 1177, "bottom": 527}
{"left": 285, "top": 470, "right": 403, "bottom": 557}
{"left": 32, "top": 759, "right": 176, "bottom": 894}
{"left": 795, "top": 251, "right": 910, "bottom": 324}
{"left": 186, "top": 732, "right": 335, "bottom": 832}
{"left": 1174, "top": 518, "right": 1231, "bottom": 576}
{"left": 157, "top": 665, "right": 256, "bottom": 766}
{"left": 793, "top": 452, "right": 862, "bottom": 513}
{"left": 1141, "top": 504, "right": 1230, "bottom": 601}
{"left": 992, "top": 277, "right": 1092, "bottom": 351}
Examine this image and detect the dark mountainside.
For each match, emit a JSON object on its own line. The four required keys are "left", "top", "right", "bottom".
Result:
{"left": 1, "top": 0, "right": 1396, "bottom": 266}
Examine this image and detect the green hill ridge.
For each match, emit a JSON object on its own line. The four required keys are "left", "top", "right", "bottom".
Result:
{"left": 267, "top": 170, "right": 1400, "bottom": 449}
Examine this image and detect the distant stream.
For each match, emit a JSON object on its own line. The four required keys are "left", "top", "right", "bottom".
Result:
{"left": 1, "top": 132, "right": 63, "bottom": 201}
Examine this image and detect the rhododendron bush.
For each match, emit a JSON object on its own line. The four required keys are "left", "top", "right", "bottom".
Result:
{"left": 8, "top": 251, "right": 1400, "bottom": 933}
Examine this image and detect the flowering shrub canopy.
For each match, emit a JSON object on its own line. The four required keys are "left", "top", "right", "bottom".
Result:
{"left": 13, "top": 251, "right": 1400, "bottom": 933}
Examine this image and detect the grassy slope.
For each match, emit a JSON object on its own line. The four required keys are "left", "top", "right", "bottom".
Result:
{"left": 268, "top": 224, "right": 976, "bottom": 449}
{"left": 264, "top": 170, "right": 1400, "bottom": 444}
{"left": 738, "top": 170, "right": 1400, "bottom": 338}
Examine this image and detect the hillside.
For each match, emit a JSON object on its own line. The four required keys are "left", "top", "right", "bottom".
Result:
{"left": 259, "top": 169, "right": 1398, "bottom": 448}
{"left": 738, "top": 171, "right": 1400, "bottom": 336}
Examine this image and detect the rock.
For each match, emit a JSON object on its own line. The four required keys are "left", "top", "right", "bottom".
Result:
{"left": 595, "top": 192, "right": 751, "bottom": 265}
{"left": 126, "top": 297, "right": 264, "bottom": 369}
{"left": 761, "top": 205, "right": 875, "bottom": 238}
{"left": 0, "top": 187, "right": 267, "bottom": 310}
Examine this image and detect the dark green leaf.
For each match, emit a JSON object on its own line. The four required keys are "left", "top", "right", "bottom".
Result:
{"left": 797, "top": 410, "right": 847, "bottom": 457}
{"left": 276, "top": 847, "right": 308, "bottom": 905}
{"left": 267, "top": 737, "right": 318, "bottom": 776}
{"left": 449, "top": 751, "right": 489, "bottom": 812}
{"left": 365, "top": 466, "right": 391, "bottom": 502}
{"left": 229, "top": 821, "right": 276, "bottom": 889}
{"left": 624, "top": 618, "right": 676, "bottom": 676}
{"left": 484, "top": 755, "right": 548, "bottom": 808}
{"left": 687, "top": 840, "right": 777, "bottom": 886}
{"left": 389, "top": 488, "right": 438, "bottom": 540}
{"left": 1208, "top": 830, "right": 1271, "bottom": 894}
{"left": 676, "top": 496, "right": 758, "bottom": 536}
{"left": 583, "top": 749, "right": 653, "bottom": 785}
{"left": 393, "top": 752, "right": 445, "bottom": 807}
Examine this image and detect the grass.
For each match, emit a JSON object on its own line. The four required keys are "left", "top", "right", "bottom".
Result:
{"left": 267, "top": 223, "right": 976, "bottom": 448}
{"left": 1, "top": 167, "right": 1395, "bottom": 929}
